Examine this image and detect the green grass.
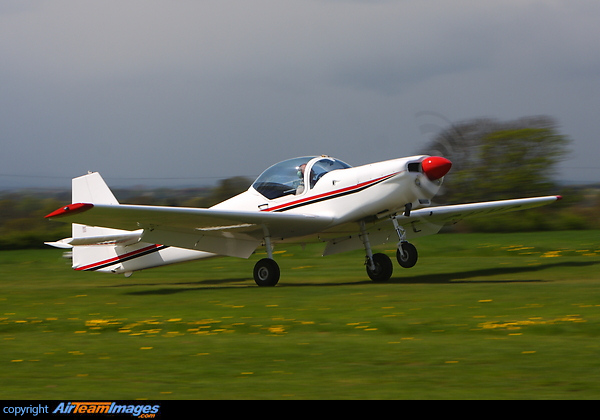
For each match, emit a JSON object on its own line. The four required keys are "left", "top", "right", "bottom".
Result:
{"left": 1, "top": 231, "right": 599, "bottom": 399}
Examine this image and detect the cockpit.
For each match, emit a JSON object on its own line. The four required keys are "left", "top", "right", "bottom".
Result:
{"left": 252, "top": 156, "right": 352, "bottom": 200}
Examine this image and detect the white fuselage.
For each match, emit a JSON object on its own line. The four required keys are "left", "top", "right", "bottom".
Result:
{"left": 213, "top": 155, "right": 443, "bottom": 227}
{"left": 62, "top": 155, "right": 447, "bottom": 276}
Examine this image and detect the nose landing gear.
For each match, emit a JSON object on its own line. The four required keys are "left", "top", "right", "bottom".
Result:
{"left": 397, "top": 241, "right": 418, "bottom": 268}
{"left": 392, "top": 214, "right": 418, "bottom": 268}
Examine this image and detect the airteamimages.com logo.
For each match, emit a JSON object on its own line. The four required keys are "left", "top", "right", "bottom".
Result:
{"left": 3, "top": 402, "right": 161, "bottom": 418}
{"left": 53, "top": 402, "right": 160, "bottom": 417}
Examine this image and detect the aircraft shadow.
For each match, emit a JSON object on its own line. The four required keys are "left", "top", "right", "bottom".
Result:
{"left": 115, "top": 260, "right": 599, "bottom": 295}
{"left": 105, "top": 278, "right": 253, "bottom": 295}
{"left": 387, "top": 260, "right": 600, "bottom": 285}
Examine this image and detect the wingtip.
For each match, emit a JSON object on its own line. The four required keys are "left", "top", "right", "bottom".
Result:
{"left": 45, "top": 203, "right": 94, "bottom": 219}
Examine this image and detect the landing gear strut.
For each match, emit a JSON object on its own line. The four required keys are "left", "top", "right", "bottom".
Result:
{"left": 392, "top": 216, "right": 418, "bottom": 268}
{"left": 253, "top": 228, "right": 280, "bottom": 287}
{"left": 360, "top": 221, "right": 393, "bottom": 282}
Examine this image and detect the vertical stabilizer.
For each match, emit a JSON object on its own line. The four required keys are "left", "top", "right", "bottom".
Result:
{"left": 48, "top": 171, "right": 216, "bottom": 276}
{"left": 71, "top": 172, "right": 122, "bottom": 241}
{"left": 70, "top": 173, "right": 128, "bottom": 269}
{"left": 72, "top": 172, "right": 119, "bottom": 205}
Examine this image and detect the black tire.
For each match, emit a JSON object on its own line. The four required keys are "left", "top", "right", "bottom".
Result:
{"left": 366, "top": 253, "right": 393, "bottom": 282}
{"left": 396, "top": 242, "right": 418, "bottom": 268}
{"left": 253, "top": 258, "right": 280, "bottom": 287}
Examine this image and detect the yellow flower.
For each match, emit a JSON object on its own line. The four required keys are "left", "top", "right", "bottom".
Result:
{"left": 268, "top": 326, "right": 286, "bottom": 334}
{"left": 540, "top": 251, "right": 561, "bottom": 258}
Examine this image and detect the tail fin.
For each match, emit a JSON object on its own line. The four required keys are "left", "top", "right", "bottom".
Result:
{"left": 48, "top": 172, "right": 215, "bottom": 276}
{"left": 71, "top": 172, "right": 125, "bottom": 242}
{"left": 68, "top": 172, "right": 139, "bottom": 274}
{"left": 72, "top": 172, "right": 119, "bottom": 205}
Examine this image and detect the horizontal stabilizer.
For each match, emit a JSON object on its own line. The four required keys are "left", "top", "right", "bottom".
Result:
{"left": 44, "top": 231, "right": 143, "bottom": 248}
{"left": 44, "top": 239, "right": 74, "bottom": 249}
{"left": 69, "top": 230, "right": 142, "bottom": 246}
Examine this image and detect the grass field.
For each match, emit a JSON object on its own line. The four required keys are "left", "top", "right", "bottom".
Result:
{"left": 1, "top": 230, "right": 599, "bottom": 400}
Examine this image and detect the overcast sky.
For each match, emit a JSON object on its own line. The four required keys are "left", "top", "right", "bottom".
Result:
{"left": 1, "top": 0, "right": 599, "bottom": 189}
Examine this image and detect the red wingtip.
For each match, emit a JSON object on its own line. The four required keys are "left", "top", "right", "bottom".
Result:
{"left": 422, "top": 156, "right": 452, "bottom": 181}
{"left": 556, "top": 195, "right": 563, "bottom": 201}
{"left": 45, "top": 203, "right": 94, "bottom": 219}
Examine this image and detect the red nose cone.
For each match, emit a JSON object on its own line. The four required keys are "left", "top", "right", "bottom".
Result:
{"left": 422, "top": 156, "right": 452, "bottom": 180}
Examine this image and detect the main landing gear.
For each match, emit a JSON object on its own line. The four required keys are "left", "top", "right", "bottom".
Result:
{"left": 360, "top": 216, "right": 418, "bottom": 283}
{"left": 253, "top": 229, "right": 281, "bottom": 287}
{"left": 254, "top": 258, "right": 280, "bottom": 287}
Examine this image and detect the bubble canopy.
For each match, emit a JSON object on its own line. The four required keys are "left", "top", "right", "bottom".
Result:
{"left": 252, "top": 156, "right": 352, "bottom": 200}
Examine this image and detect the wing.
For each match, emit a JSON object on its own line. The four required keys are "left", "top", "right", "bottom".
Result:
{"left": 322, "top": 195, "right": 561, "bottom": 255}
{"left": 45, "top": 203, "right": 333, "bottom": 258}
{"left": 46, "top": 195, "right": 560, "bottom": 258}
{"left": 405, "top": 195, "right": 562, "bottom": 225}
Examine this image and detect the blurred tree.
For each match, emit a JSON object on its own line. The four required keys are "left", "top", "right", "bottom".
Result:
{"left": 420, "top": 116, "right": 570, "bottom": 203}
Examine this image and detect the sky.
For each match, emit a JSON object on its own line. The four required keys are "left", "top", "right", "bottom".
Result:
{"left": 1, "top": 0, "right": 599, "bottom": 189}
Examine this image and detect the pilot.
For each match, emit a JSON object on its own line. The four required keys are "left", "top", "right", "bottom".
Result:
{"left": 296, "top": 164, "right": 306, "bottom": 194}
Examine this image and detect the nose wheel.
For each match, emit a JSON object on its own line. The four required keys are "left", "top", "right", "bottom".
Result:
{"left": 397, "top": 242, "right": 418, "bottom": 268}
{"left": 392, "top": 215, "right": 418, "bottom": 268}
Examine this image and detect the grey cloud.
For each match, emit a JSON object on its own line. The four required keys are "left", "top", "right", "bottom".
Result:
{"left": 1, "top": 0, "right": 599, "bottom": 188}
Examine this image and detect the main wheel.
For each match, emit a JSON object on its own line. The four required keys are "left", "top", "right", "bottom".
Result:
{"left": 253, "top": 258, "right": 280, "bottom": 287}
{"left": 366, "top": 253, "right": 393, "bottom": 282}
{"left": 396, "top": 242, "right": 418, "bottom": 268}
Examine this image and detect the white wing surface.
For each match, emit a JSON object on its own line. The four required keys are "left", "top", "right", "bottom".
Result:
{"left": 405, "top": 196, "right": 561, "bottom": 225}
{"left": 46, "top": 203, "right": 334, "bottom": 258}
{"left": 322, "top": 195, "right": 561, "bottom": 255}
{"left": 46, "top": 194, "right": 560, "bottom": 258}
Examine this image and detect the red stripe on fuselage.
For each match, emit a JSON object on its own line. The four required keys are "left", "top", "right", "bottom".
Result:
{"left": 74, "top": 244, "right": 164, "bottom": 271}
{"left": 261, "top": 172, "right": 400, "bottom": 213}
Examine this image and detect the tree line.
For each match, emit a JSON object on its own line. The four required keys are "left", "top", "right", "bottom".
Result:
{"left": 1, "top": 116, "right": 598, "bottom": 250}
{"left": 418, "top": 115, "right": 599, "bottom": 232}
